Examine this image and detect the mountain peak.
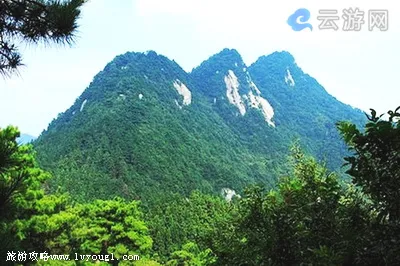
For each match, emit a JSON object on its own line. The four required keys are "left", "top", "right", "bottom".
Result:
{"left": 256, "top": 50, "right": 295, "bottom": 67}
{"left": 97, "top": 50, "right": 188, "bottom": 85}
{"left": 143, "top": 50, "right": 158, "bottom": 56}
{"left": 34, "top": 47, "right": 367, "bottom": 204}
{"left": 217, "top": 48, "right": 242, "bottom": 59}
{"left": 192, "top": 48, "right": 246, "bottom": 74}
{"left": 213, "top": 48, "right": 244, "bottom": 67}
{"left": 111, "top": 50, "right": 169, "bottom": 67}
{"left": 270, "top": 50, "right": 295, "bottom": 60}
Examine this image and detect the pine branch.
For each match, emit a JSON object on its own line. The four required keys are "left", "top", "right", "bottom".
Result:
{"left": 0, "top": 0, "right": 86, "bottom": 76}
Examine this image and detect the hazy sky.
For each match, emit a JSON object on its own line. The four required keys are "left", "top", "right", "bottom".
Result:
{"left": 1, "top": 0, "right": 399, "bottom": 136}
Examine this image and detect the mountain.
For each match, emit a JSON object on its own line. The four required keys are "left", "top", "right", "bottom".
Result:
{"left": 33, "top": 49, "right": 366, "bottom": 204}
{"left": 18, "top": 133, "right": 36, "bottom": 144}
{"left": 191, "top": 49, "right": 365, "bottom": 169}
{"left": 249, "top": 51, "right": 366, "bottom": 168}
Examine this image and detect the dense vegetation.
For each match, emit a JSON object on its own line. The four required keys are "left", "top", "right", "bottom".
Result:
{"left": 1, "top": 107, "right": 399, "bottom": 265}
{"left": 247, "top": 51, "right": 367, "bottom": 169}
{"left": 1, "top": 2, "right": 398, "bottom": 265}
{"left": 33, "top": 49, "right": 366, "bottom": 205}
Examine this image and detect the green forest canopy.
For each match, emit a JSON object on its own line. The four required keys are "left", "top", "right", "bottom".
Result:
{"left": 0, "top": 107, "right": 399, "bottom": 265}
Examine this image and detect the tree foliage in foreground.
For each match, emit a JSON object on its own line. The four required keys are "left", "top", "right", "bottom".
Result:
{"left": 0, "top": 0, "right": 86, "bottom": 76}
{"left": 0, "top": 127, "right": 158, "bottom": 265}
{"left": 166, "top": 242, "right": 216, "bottom": 266}
{"left": 337, "top": 107, "right": 400, "bottom": 265}
{"left": 338, "top": 107, "right": 400, "bottom": 222}
{"left": 0, "top": 126, "right": 51, "bottom": 258}
{"left": 212, "top": 146, "right": 371, "bottom": 266}
{"left": 1, "top": 107, "right": 400, "bottom": 265}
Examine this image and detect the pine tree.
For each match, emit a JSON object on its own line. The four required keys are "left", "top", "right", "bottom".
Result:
{"left": 0, "top": 0, "right": 86, "bottom": 76}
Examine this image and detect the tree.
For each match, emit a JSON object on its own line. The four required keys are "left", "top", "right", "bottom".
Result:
{"left": 214, "top": 146, "right": 370, "bottom": 266}
{"left": 15, "top": 197, "right": 154, "bottom": 264}
{"left": 0, "top": 126, "right": 51, "bottom": 219}
{"left": 147, "top": 190, "right": 234, "bottom": 263}
{"left": 337, "top": 107, "right": 400, "bottom": 222}
{"left": 0, "top": 126, "right": 52, "bottom": 263}
{"left": 166, "top": 242, "right": 216, "bottom": 266}
{"left": 0, "top": 126, "right": 156, "bottom": 265}
{"left": 0, "top": 0, "right": 86, "bottom": 76}
{"left": 337, "top": 107, "right": 400, "bottom": 265}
